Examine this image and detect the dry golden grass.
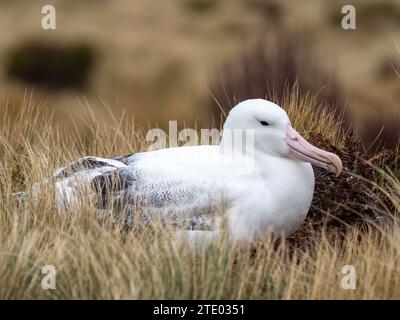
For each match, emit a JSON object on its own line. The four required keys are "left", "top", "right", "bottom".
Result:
{"left": 0, "top": 92, "right": 399, "bottom": 299}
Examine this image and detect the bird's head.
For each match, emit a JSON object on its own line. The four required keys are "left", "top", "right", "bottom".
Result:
{"left": 222, "top": 99, "right": 342, "bottom": 176}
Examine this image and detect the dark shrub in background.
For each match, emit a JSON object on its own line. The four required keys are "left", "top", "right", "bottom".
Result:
{"left": 208, "top": 36, "right": 345, "bottom": 122}
{"left": 208, "top": 35, "right": 400, "bottom": 152}
{"left": 184, "top": 0, "right": 219, "bottom": 13}
{"left": 6, "top": 41, "right": 94, "bottom": 89}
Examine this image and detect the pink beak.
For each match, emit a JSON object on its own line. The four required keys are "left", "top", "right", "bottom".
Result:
{"left": 286, "top": 125, "right": 343, "bottom": 176}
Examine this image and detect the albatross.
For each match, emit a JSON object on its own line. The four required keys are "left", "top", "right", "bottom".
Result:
{"left": 15, "top": 99, "right": 342, "bottom": 242}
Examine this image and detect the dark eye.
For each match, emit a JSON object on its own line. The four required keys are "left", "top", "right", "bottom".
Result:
{"left": 259, "top": 121, "right": 269, "bottom": 126}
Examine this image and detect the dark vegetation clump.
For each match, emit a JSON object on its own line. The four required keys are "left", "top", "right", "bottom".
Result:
{"left": 209, "top": 38, "right": 400, "bottom": 151}
{"left": 6, "top": 41, "right": 94, "bottom": 89}
{"left": 184, "top": 0, "right": 218, "bottom": 13}
{"left": 209, "top": 38, "right": 346, "bottom": 124}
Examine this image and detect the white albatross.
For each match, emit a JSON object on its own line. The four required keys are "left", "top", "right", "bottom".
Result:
{"left": 15, "top": 99, "right": 342, "bottom": 242}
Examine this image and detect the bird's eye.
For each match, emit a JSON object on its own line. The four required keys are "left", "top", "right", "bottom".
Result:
{"left": 259, "top": 121, "right": 269, "bottom": 126}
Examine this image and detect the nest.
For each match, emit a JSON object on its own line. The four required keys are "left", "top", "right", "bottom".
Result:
{"left": 289, "top": 132, "right": 399, "bottom": 246}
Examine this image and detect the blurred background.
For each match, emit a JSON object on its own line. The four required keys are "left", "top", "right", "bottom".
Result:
{"left": 0, "top": 0, "right": 399, "bottom": 150}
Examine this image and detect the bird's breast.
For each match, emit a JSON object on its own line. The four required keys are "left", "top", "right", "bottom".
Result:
{"left": 226, "top": 160, "right": 315, "bottom": 240}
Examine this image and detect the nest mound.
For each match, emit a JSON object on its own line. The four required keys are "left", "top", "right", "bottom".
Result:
{"left": 290, "top": 132, "right": 399, "bottom": 245}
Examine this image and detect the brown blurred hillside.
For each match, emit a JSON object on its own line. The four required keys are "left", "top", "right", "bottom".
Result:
{"left": 0, "top": 0, "right": 399, "bottom": 148}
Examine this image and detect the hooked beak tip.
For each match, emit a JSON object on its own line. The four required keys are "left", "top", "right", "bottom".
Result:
{"left": 331, "top": 155, "right": 343, "bottom": 177}
{"left": 286, "top": 125, "right": 343, "bottom": 176}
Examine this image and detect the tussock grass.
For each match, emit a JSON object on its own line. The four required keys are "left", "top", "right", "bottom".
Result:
{"left": 0, "top": 93, "right": 399, "bottom": 299}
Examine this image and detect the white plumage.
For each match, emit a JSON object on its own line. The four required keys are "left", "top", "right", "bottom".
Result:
{"left": 17, "top": 99, "right": 342, "bottom": 242}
